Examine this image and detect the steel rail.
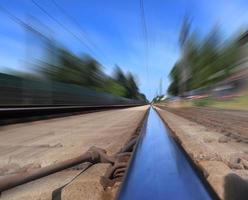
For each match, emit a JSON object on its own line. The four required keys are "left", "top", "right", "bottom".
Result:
{"left": 117, "top": 107, "right": 215, "bottom": 200}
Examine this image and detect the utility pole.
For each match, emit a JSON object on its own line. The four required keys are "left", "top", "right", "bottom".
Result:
{"left": 159, "top": 78, "right": 163, "bottom": 96}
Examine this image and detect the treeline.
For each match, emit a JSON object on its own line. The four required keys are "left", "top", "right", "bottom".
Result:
{"left": 168, "top": 18, "right": 243, "bottom": 96}
{"left": 40, "top": 47, "right": 147, "bottom": 101}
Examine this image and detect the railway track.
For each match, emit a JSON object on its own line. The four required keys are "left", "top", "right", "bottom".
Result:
{"left": 0, "top": 104, "right": 143, "bottom": 125}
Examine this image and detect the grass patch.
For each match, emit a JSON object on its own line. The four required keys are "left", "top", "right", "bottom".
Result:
{"left": 158, "top": 93, "right": 248, "bottom": 111}
{"left": 193, "top": 97, "right": 214, "bottom": 107}
{"left": 211, "top": 95, "right": 248, "bottom": 110}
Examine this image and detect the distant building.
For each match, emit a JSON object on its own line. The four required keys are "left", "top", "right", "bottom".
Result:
{"left": 238, "top": 31, "right": 248, "bottom": 70}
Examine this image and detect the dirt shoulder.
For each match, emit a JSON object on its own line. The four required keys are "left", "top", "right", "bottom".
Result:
{"left": 158, "top": 105, "right": 248, "bottom": 140}
{"left": 0, "top": 105, "right": 149, "bottom": 200}
{"left": 0, "top": 106, "right": 148, "bottom": 174}
{"left": 155, "top": 106, "right": 248, "bottom": 200}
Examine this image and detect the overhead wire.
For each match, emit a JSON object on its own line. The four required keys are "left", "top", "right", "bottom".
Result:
{"left": 139, "top": 0, "right": 150, "bottom": 96}
{"left": 0, "top": 5, "right": 58, "bottom": 72}
{"left": 50, "top": 0, "right": 113, "bottom": 64}
{"left": 0, "top": 6, "right": 47, "bottom": 39}
{"left": 31, "top": 0, "right": 99, "bottom": 58}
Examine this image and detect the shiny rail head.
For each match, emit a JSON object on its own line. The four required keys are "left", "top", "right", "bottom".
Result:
{"left": 117, "top": 108, "right": 214, "bottom": 200}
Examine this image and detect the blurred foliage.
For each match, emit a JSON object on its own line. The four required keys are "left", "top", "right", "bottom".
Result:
{"left": 210, "top": 94, "right": 248, "bottom": 110}
{"left": 174, "top": 94, "right": 248, "bottom": 110}
{"left": 113, "top": 66, "right": 140, "bottom": 99}
{"left": 100, "top": 78, "right": 126, "bottom": 97}
{"left": 168, "top": 19, "right": 242, "bottom": 96}
{"left": 42, "top": 48, "right": 104, "bottom": 89}
{"left": 41, "top": 47, "right": 147, "bottom": 101}
{"left": 152, "top": 95, "right": 164, "bottom": 103}
{"left": 168, "top": 63, "right": 180, "bottom": 96}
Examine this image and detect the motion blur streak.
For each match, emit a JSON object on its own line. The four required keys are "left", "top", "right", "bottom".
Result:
{"left": 0, "top": 5, "right": 147, "bottom": 106}
{"left": 154, "top": 17, "right": 248, "bottom": 111}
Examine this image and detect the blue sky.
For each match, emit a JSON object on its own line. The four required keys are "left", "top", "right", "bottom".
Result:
{"left": 0, "top": 0, "right": 248, "bottom": 100}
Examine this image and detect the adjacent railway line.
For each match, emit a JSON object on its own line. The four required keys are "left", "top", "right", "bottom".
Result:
{"left": 0, "top": 104, "right": 144, "bottom": 125}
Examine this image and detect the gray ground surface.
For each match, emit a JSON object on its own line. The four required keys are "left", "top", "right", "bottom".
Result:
{"left": 156, "top": 106, "right": 248, "bottom": 200}
{"left": 0, "top": 106, "right": 148, "bottom": 200}
{"left": 158, "top": 106, "right": 248, "bottom": 139}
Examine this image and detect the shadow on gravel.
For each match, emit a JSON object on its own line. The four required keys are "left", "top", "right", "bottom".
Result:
{"left": 224, "top": 173, "right": 248, "bottom": 200}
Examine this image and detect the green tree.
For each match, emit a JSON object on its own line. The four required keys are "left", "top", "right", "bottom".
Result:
{"left": 168, "top": 22, "right": 242, "bottom": 96}
{"left": 125, "top": 73, "right": 139, "bottom": 99}
{"left": 113, "top": 66, "right": 140, "bottom": 99}
{"left": 41, "top": 46, "right": 147, "bottom": 100}
{"left": 42, "top": 47, "right": 103, "bottom": 89}
{"left": 101, "top": 78, "right": 127, "bottom": 97}
{"left": 167, "top": 63, "right": 180, "bottom": 96}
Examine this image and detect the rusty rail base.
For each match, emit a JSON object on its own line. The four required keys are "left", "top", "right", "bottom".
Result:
{"left": 0, "top": 146, "right": 114, "bottom": 193}
{"left": 100, "top": 108, "right": 150, "bottom": 189}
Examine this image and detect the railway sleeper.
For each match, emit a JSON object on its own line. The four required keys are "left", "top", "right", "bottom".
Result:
{"left": 100, "top": 134, "right": 139, "bottom": 189}
{"left": 0, "top": 134, "right": 139, "bottom": 193}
